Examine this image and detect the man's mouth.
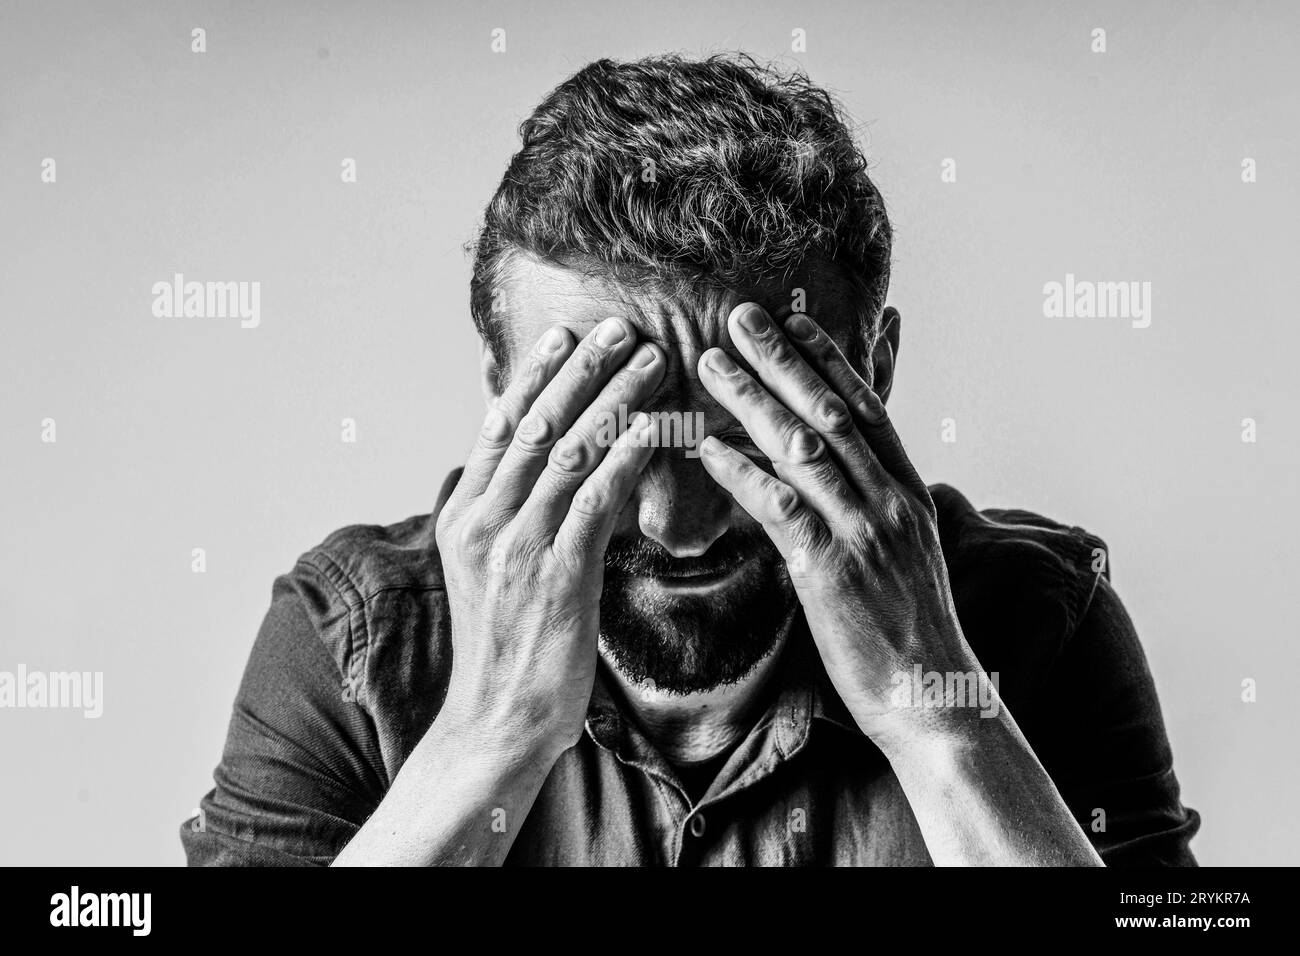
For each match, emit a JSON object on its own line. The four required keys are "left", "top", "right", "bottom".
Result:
{"left": 618, "top": 554, "right": 753, "bottom": 594}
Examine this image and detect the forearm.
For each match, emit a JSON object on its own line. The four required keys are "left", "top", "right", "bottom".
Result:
{"left": 877, "top": 706, "right": 1104, "bottom": 867}
{"left": 332, "top": 695, "right": 560, "bottom": 867}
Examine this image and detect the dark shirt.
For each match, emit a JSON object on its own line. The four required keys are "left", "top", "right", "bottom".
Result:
{"left": 181, "top": 473, "right": 1200, "bottom": 866}
{"left": 675, "top": 742, "right": 743, "bottom": 807}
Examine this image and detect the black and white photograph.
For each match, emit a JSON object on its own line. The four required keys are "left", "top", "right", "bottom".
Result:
{"left": 1, "top": 0, "right": 1294, "bottom": 932}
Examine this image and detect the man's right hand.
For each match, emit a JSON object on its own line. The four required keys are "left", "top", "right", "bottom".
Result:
{"left": 334, "top": 316, "right": 662, "bottom": 865}
{"left": 434, "top": 316, "right": 663, "bottom": 766}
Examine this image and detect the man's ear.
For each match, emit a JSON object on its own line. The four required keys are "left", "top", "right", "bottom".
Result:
{"left": 480, "top": 342, "right": 504, "bottom": 407}
{"left": 870, "top": 306, "right": 901, "bottom": 404}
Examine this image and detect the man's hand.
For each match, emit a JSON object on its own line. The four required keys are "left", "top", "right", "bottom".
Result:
{"left": 436, "top": 316, "right": 663, "bottom": 765}
{"left": 696, "top": 303, "right": 977, "bottom": 749}
{"left": 336, "top": 317, "right": 661, "bottom": 865}
{"left": 697, "top": 301, "right": 1102, "bottom": 866}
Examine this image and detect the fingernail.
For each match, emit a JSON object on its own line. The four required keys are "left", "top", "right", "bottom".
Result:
{"left": 786, "top": 313, "right": 818, "bottom": 341}
{"left": 627, "top": 343, "right": 657, "bottom": 369}
{"left": 540, "top": 327, "right": 567, "bottom": 352}
{"left": 699, "top": 435, "right": 723, "bottom": 457}
{"left": 705, "top": 350, "right": 737, "bottom": 374}
{"left": 735, "top": 305, "right": 769, "bottom": 334}
{"left": 596, "top": 317, "right": 627, "bottom": 346}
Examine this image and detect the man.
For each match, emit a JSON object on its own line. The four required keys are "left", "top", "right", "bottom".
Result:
{"left": 182, "top": 54, "right": 1199, "bottom": 866}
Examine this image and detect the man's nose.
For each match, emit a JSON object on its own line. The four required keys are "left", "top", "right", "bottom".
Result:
{"left": 633, "top": 450, "right": 732, "bottom": 558}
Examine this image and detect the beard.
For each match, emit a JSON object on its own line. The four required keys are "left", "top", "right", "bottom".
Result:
{"left": 598, "top": 524, "right": 797, "bottom": 695}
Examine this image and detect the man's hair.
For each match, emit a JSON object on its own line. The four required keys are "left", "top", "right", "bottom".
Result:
{"left": 469, "top": 53, "right": 892, "bottom": 369}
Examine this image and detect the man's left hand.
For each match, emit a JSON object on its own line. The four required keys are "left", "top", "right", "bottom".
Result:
{"left": 697, "top": 302, "right": 984, "bottom": 751}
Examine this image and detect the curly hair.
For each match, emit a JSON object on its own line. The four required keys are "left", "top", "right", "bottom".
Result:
{"left": 469, "top": 53, "right": 892, "bottom": 369}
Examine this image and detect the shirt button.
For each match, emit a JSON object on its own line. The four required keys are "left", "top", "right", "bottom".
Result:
{"left": 689, "top": 814, "right": 707, "bottom": 838}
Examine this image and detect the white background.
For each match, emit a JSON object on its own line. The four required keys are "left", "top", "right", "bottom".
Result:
{"left": 2, "top": 0, "right": 1296, "bottom": 864}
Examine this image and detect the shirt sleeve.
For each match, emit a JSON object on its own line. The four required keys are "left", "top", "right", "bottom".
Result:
{"left": 180, "top": 570, "right": 388, "bottom": 866}
{"left": 1022, "top": 573, "right": 1201, "bottom": 866}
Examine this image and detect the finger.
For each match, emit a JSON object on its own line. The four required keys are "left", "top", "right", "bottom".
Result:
{"left": 454, "top": 325, "right": 576, "bottom": 505}
{"left": 782, "top": 312, "right": 933, "bottom": 512}
{"left": 697, "top": 345, "right": 855, "bottom": 522}
{"left": 553, "top": 412, "right": 657, "bottom": 565}
{"left": 696, "top": 434, "right": 827, "bottom": 565}
{"left": 726, "top": 302, "right": 891, "bottom": 503}
{"left": 485, "top": 316, "right": 639, "bottom": 515}
{"left": 515, "top": 340, "right": 665, "bottom": 533}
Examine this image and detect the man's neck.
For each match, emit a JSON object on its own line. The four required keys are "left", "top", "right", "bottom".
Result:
{"left": 599, "top": 612, "right": 797, "bottom": 766}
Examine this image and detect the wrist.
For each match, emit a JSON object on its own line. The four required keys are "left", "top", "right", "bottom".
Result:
{"left": 435, "top": 682, "right": 576, "bottom": 777}
{"left": 861, "top": 656, "right": 1006, "bottom": 764}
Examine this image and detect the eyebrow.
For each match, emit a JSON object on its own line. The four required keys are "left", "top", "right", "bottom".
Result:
{"left": 554, "top": 281, "right": 833, "bottom": 359}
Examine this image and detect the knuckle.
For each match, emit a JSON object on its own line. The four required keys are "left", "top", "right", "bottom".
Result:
{"left": 716, "top": 443, "right": 746, "bottom": 477}
{"left": 434, "top": 510, "right": 456, "bottom": 550}
{"left": 478, "top": 407, "right": 513, "bottom": 448}
{"left": 769, "top": 337, "right": 800, "bottom": 367}
{"left": 611, "top": 415, "right": 646, "bottom": 453}
{"left": 748, "top": 323, "right": 777, "bottom": 353}
{"left": 845, "top": 382, "right": 870, "bottom": 407}
{"left": 486, "top": 539, "right": 512, "bottom": 575}
{"left": 788, "top": 520, "right": 825, "bottom": 559}
{"left": 849, "top": 519, "right": 881, "bottom": 554}
{"left": 515, "top": 410, "right": 555, "bottom": 449}
{"left": 889, "top": 497, "right": 922, "bottom": 537}
{"left": 538, "top": 555, "right": 579, "bottom": 591}
{"left": 612, "top": 361, "right": 649, "bottom": 391}
{"left": 782, "top": 421, "right": 825, "bottom": 464}
{"left": 566, "top": 344, "right": 604, "bottom": 381}
{"left": 453, "top": 518, "right": 488, "bottom": 559}
{"left": 519, "top": 352, "right": 550, "bottom": 393}
{"left": 549, "top": 433, "right": 590, "bottom": 475}
{"left": 807, "top": 328, "right": 835, "bottom": 355}
{"left": 557, "top": 525, "right": 596, "bottom": 565}
{"left": 570, "top": 480, "right": 609, "bottom": 518}
{"left": 803, "top": 460, "right": 841, "bottom": 499}
{"left": 818, "top": 394, "right": 853, "bottom": 435}
{"left": 820, "top": 341, "right": 853, "bottom": 375}
{"left": 856, "top": 386, "right": 887, "bottom": 423}
{"left": 769, "top": 481, "right": 802, "bottom": 520}
{"left": 732, "top": 374, "right": 763, "bottom": 401}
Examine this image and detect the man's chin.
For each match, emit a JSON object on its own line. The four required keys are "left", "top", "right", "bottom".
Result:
{"left": 598, "top": 557, "right": 796, "bottom": 695}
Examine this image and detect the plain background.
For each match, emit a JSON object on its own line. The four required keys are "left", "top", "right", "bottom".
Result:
{"left": 2, "top": 0, "right": 1297, "bottom": 866}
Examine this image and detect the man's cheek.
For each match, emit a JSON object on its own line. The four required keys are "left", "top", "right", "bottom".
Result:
{"left": 726, "top": 508, "right": 758, "bottom": 542}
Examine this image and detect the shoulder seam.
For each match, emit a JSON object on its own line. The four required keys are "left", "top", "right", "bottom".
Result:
{"left": 296, "top": 552, "right": 368, "bottom": 706}
{"left": 1063, "top": 524, "right": 1109, "bottom": 644}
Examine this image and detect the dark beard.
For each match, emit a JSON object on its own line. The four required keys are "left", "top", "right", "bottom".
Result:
{"left": 599, "top": 526, "right": 797, "bottom": 694}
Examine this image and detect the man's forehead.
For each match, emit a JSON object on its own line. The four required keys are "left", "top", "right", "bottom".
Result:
{"left": 496, "top": 254, "right": 861, "bottom": 358}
